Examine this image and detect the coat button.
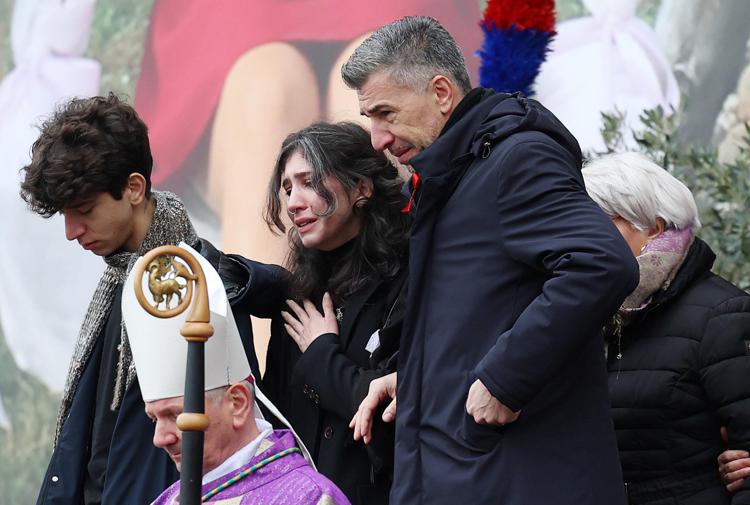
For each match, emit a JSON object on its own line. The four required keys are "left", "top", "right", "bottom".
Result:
{"left": 324, "top": 426, "right": 334, "bottom": 439}
{"left": 51, "top": 475, "right": 59, "bottom": 483}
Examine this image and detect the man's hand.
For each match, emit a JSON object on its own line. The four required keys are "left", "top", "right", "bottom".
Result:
{"left": 465, "top": 379, "right": 520, "bottom": 425}
{"left": 719, "top": 426, "right": 750, "bottom": 492}
{"left": 349, "top": 372, "right": 397, "bottom": 444}
{"left": 282, "top": 293, "right": 338, "bottom": 353}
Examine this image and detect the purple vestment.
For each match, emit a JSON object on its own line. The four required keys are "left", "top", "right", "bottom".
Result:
{"left": 151, "top": 430, "right": 350, "bottom": 504}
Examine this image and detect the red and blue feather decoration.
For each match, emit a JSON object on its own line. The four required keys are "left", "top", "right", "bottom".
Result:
{"left": 478, "top": 0, "right": 556, "bottom": 97}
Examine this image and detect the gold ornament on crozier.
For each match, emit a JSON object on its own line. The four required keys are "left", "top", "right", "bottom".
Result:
{"left": 146, "top": 254, "right": 195, "bottom": 311}
{"left": 132, "top": 245, "right": 214, "bottom": 342}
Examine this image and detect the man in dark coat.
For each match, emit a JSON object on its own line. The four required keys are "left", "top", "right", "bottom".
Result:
{"left": 20, "top": 94, "right": 283, "bottom": 505}
{"left": 342, "top": 17, "right": 640, "bottom": 504}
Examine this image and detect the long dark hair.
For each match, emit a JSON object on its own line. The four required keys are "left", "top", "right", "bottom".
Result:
{"left": 265, "top": 122, "right": 410, "bottom": 303}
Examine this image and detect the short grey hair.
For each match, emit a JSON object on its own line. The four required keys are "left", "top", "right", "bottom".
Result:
{"left": 341, "top": 16, "right": 472, "bottom": 95}
{"left": 582, "top": 152, "right": 701, "bottom": 232}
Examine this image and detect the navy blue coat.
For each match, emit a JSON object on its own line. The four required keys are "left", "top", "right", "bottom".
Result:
{"left": 35, "top": 239, "right": 285, "bottom": 505}
{"left": 390, "top": 89, "right": 639, "bottom": 505}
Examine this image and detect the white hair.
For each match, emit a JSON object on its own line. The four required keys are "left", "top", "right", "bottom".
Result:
{"left": 582, "top": 152, "right": 701, "bottom": 232}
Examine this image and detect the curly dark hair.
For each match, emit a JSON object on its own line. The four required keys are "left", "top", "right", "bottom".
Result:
{"left": 20, "top": 93, "right": 153, "bottom": 217}
{"left": 265, "top": 122, "right": 410, "bottom": 303}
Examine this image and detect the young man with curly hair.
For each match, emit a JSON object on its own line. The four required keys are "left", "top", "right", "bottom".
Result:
{"left": 21, "top": 94, "right": 282, "bottom": 505}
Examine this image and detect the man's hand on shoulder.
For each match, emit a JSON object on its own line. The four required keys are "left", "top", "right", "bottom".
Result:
{"left": 466, "top": 379, "right": 520, "bottom": 426}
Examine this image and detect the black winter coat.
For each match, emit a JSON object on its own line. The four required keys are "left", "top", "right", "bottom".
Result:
{"left": 262, "top": 270, "right": 407, "bottom": 505}
{"left": 608, "top": 238, "right": 750, "bottom": 505}
{"left": 35, "top": 239, "right": 283, "bottom": 505}
{"left": 391, "top": 89, "right": 639, "bottom": 505}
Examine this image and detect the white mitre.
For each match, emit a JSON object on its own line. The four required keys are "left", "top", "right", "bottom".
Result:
{"left": 121, "top": 243, "right": 313, "bottom": 465}
{"left": 122, "top": 242, "right": 250, "bottom": 401}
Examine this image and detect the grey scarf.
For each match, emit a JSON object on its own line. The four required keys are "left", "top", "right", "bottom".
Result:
{"left": 54, "top": 190, "right": 198, "bottom": 445}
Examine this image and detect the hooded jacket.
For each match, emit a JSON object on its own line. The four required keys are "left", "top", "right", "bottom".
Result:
{"left": 390, "top": 89, "right": 639, "bottom": 505}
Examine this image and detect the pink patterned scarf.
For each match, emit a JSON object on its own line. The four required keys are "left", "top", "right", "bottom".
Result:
{"left": 619, "top": 227, "right": 694, "bottom": 321}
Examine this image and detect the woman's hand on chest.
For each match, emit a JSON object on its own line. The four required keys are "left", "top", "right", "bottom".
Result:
{"left": 282, "top": 292, "right": 339, "bottom": 353}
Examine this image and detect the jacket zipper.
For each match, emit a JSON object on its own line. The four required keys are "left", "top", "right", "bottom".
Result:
{"left": 481, "top": 140, "right": 492, "bottom": 159}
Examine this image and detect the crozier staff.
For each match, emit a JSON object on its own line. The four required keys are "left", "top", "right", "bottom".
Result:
{"left": 122, "top": 243, "right": 350, "bottom": 505}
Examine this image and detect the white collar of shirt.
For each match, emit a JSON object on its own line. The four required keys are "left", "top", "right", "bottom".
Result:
{"left": 201, "top": 418, "right": 274, "bottom": 485}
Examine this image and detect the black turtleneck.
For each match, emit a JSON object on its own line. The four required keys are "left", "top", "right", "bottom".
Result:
{"left": 316, "top": 238, "right": 360, "bottom": 304}
{"left": 321, "top": 238, "right": 357, "bottom": 273}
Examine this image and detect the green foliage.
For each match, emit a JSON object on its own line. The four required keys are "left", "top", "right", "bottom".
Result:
{"left": 87, "top": 0, "right": 155, "bottom": 99}
{"left": 636, "top": 0, "right": 662, "bottom": 26}
{"left": 555, "top": 0, "right": 661, "bottom": 25}
{"left": 0, "top": 328, "right": 59, "bottom": 504}
{"left": 555, "top": 0, "right": 586, "bottom": 21}
{"left": 0, "top": 0, "right": 153, "bottom": 97}
{"left": 0, "top": 0, "right": 13, "bottom": 79}
{"left": 598, "top": 106, "right": 750, "bottom": 291}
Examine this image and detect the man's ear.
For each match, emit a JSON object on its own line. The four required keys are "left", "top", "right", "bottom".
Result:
{"left": 227, "top": 383, "right": 253, "bottom": 429}
{"left": 125, "top": 173, "right": 148, "bottom": 206}
{"left": 430, "top": 75, "right": 457, "bottom": 115}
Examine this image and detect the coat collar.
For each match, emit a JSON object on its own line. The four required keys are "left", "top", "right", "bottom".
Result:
{"left": 650, "top": 237, "right": 716, "bottom": 306}
{"left": 439, "top": 87, "right": 485, "bottom": 135}
{"left": 338, "top": 275, "right": 384, "bottom": 349}
{"left": 410, "top": 88, "right": 581, "bottom": 184}
{"left": 401, "top": 89, "right": 581, "bottom": 343}
{"left": 621, "top": 238, "right": 716, "bottom": 329}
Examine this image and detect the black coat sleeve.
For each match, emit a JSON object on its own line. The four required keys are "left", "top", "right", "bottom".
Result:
{"left": 228, "top": 255, "right": 290, "bottom": 318}
{"left": 474, "top": 138, "right": 639, "bottom": 412}
{"left": 699, "top": 294, "right": 750, "bottom": 505}
{"left": 195, "top": 238, "right": 289, "bottom": 318}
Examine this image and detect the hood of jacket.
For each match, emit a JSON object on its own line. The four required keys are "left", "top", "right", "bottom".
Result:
{"left": 410, "top": 88, "right": 582, "bottom": 180}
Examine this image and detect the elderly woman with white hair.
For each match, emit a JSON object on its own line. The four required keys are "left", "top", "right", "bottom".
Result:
{"left": 582, "top": 152, "right": 750, "bottom": 505}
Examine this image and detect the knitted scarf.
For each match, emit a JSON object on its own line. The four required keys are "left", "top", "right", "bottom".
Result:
{"left": 54, "top": 191, "right": 198, "bottom": 445}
